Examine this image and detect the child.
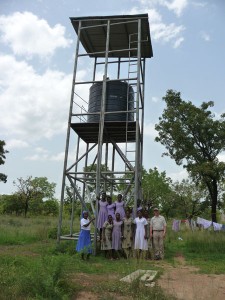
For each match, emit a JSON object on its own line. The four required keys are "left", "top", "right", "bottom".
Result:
{"left": 107, "top": 196, "right": 115, "bottom": 220}
{"left": 133, "top": 210, "right": 148, "bottom": 259}
{"left": 101, "top": 215, "right": 113, "bottom": 259}
{"left": 115, "top": 194, "right": 125, "bottom": 219}
{"left": 122, "top": 209, "right": 133, "bottom": 259}
{"left": 112, "top": 212, "right": 123, "bottom": 259}
{"left": 97, "top": 192, "right": 108, "bottom": 239}
{"left": 76, "top": 211, "right": 95, "bottom": 260}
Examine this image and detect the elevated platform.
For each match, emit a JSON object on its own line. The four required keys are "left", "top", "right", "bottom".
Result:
{"left": 71, "top": 121, "right": 136, "bottom": 143}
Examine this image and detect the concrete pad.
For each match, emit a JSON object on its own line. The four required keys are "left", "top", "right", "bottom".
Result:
{"left": 140, "top": 270, "right": 158, "bottom": 282}
{"left": 145, "top": 282, "right": 156, "bottom": 287}
{"left": 120, "top": 269, "right": 157, "bottom": 284}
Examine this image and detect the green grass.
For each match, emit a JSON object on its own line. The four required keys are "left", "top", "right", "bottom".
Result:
{"left": 0, "top": 215, "right": 58, "bottom": 245}
{"left": 0, "top": 254, "right": 75, "bottom": 299}
{"left": 91, "top": 279, "right": 176, "bottom": 300}
{"left": 165, "top": 229, "right": 225, "bottom": 273}
{"left": 1, "top": 215, "right": 225, "bottom": 299}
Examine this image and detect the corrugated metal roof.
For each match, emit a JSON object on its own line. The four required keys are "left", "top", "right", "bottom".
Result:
{"left": 70, "top": 14, "right": 153, "bottom": 58}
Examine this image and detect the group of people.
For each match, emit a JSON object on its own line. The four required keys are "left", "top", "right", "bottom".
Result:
{"left": 76, "top": 192, "right": 167, "bottom": 261}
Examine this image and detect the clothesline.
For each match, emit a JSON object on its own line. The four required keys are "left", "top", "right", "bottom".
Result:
{"left": 172, "top": 217, "right": 225, "bottom": 232}
{"left": 172, "top": 219, "right": 194, "bottom": 232}
{"left": 196, "top": 217, "right": 225, "bottom": 231}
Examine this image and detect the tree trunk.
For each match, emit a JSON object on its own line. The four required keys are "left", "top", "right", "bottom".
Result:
{"left": 24, "top": 200, "right": 29, "bottom": 218}
{"left": 210, "top": 180, "right": 218, "bottom": 223}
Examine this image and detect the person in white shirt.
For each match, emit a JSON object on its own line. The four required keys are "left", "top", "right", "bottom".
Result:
{"left": 76, "top": 211, "right": 95, "bottom": 260}
{"left": 150, "top": 208, "right": 166, "bottom": 260}
{"left": 133, "top": 210, "right": 148, "bottom": 259}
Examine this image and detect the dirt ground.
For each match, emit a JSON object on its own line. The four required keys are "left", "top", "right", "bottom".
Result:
{"left": 74, "top": 256, "right": 225, "bottom": 300}
{"left": 157, "top": 255, "right": 225, "bottom": 300}
{"left": 72, "top": 272, "right": 129, "bottom": 300}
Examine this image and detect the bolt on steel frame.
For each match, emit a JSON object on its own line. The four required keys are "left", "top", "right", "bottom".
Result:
{"left": 57, "top": 14, "right": 153, "bottom": 254}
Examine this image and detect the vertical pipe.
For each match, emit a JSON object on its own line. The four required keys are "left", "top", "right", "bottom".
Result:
{"left": 117, "top": 57, "right": 121, "bottom": 79}
{"left": 110, "top": 145, "right": 115, "bottom": 197}
{"left": 70, "top": 136, "right": 80, "bottom": 236}
{"left": 140, "top": 59, "right": 146, "bottom": 170}
{"left": 134, "top": 18, "right": 142, "bottom": 215}
{"left": 82, "top": 143, "right": 89, "bottom": 204}
{"left": 104, "top": 143, "right": 108, "bottom": 192}
{"left": 93, "top": 57, "right": 97, "bottom": 81}
{"left": 57, "top": 21, "right": 81, "bottom": 244}
{"left": 93, "top": 19, "right": 111, "bottom": 255}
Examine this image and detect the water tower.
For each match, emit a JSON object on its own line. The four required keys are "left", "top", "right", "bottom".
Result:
{"left": 57, "top": 14, "right": 153, "bottom": 253}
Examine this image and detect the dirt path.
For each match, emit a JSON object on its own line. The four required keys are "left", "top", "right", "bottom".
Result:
{"left": 157, "top": 255, "right": 225, "bottom": 300}
{"left": 74, "top": 257, "right": 225, "bottom": 300}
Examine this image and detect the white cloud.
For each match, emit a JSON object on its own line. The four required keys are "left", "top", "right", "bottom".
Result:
{"left": 200, "top": 31, "right": 210, "bottom": 42}
{"left": 0, "top": 11, "right": 72, "bottom": 58}
{"left": 124, "top": 4, "right": 185, "bottom": 48}
{"left": 25, "top": 153, "right": 48, "bottom": 161}
{"left": 191, "top": 1, "right": 207, "bottom": 8}
{"left": 0, "top": 54, "right": 72, "bottom": 140}
{"left": 151, "top": 22, "right": 185, "bottom": 43}
{"left": 163, "top": 0, "right": 188, "bottom": 17}
{"left": 173, "top": 37, "right": 184, "bottom": 48}
{"left": 218, "top": 153, "right": 225, "bottom": 163}
{"left": 152, "top": 96, "right": 160, "bottom": 102}
{"left": 137, "top": 0, "right": 188, "bottom": 16}
{"left": 6, "top": 139, "right": 29, "bottom": 149}
{"left": 50, "top": 152, "right": 65, "bottom": 161}
{"left": 128, "top": 7, "right": 162, "bottom": 23}
{"left": 144, "top": 123, "right": 157, "bottom": 137}
{"left": 25, "top": 150, "right": 75, "bottom": 162}
{"left": 35, "top": 147, "right": 49, "bottom": 154}
{"left": 168, "top": 169, "right": 188, "bottom": 181}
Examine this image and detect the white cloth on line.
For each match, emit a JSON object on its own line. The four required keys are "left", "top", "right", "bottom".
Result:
{"left": 213, "top": 222, "right": 222, "bottom": 231}
{"left": 196, "top": 217, "right": 212, "bottom": 229}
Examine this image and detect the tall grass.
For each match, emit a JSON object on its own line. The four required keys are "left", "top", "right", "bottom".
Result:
{"left": 0, "top": 255, "right": 74, "bottom": 299}
{"left": 166, "top": 229, "right": 225, "bottom": 273}
{"left": 0, "top": 215, "right": 78, "bottom": 299}
{"left": 186, "top": 231, "right": 225, "bottom": 254}
{"left": 0, "top": 215, "right": 58, "bottom": 245}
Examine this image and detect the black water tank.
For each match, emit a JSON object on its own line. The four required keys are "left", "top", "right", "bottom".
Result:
{"left": 87, "top": 81, "right": 134, "bottom": 122}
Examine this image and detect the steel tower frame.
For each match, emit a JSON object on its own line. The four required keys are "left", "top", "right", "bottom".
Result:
{"left": 57, "top": 14, "right": 153, "bottom": 254}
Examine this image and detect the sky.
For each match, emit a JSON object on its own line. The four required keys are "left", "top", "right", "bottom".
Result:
{"left": 0, "top": 0, "right": 225, "bottom": 198}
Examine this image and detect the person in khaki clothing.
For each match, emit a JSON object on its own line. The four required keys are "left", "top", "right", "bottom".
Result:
{"left": 150, "top": 208, "right": 166, "bottom": 260}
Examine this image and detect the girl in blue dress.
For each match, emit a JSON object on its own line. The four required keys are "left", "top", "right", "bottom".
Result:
{"left": 76, "top": 211, "right": 95, "bottom": 260}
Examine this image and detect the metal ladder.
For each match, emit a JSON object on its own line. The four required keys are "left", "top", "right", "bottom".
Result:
{"left": 124, "top": 33, "right": 138, "bottom": 174}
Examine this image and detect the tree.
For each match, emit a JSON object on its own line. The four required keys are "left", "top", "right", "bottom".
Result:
{"left": 0, "top": 140, "right": 8, "bottom": 183}
{"left": 64, "top": 184, "right": 81, "bottom": 216}
{"left": 0, "top": 194, "right": 24, "bottom": 215}
{"left": 142, "top": 167, "right": 175, "bottom": 218}
{"left": 13, "top": 176, "right": 56, "bottom": 217}
{"left": 155, "top": 90, "right": 225, "bottom": 222}
{"left": 42, "top": 199, "right": 59, "bottom": 216}
{"left": 172, "top": 179, "right": 208, "bottom": 219}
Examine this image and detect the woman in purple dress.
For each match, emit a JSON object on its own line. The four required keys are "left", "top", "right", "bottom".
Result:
{"left": 97, "top": 192, "right": 108, "bottom": 239}
{"left": 115, "top": 194, "right": 125, "bottom": 219}
{"left": 112, "top": 212, "right": 123, "bottom": 259}
{"left": 107, "top": 195, "right": 115, "bottom": 219}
